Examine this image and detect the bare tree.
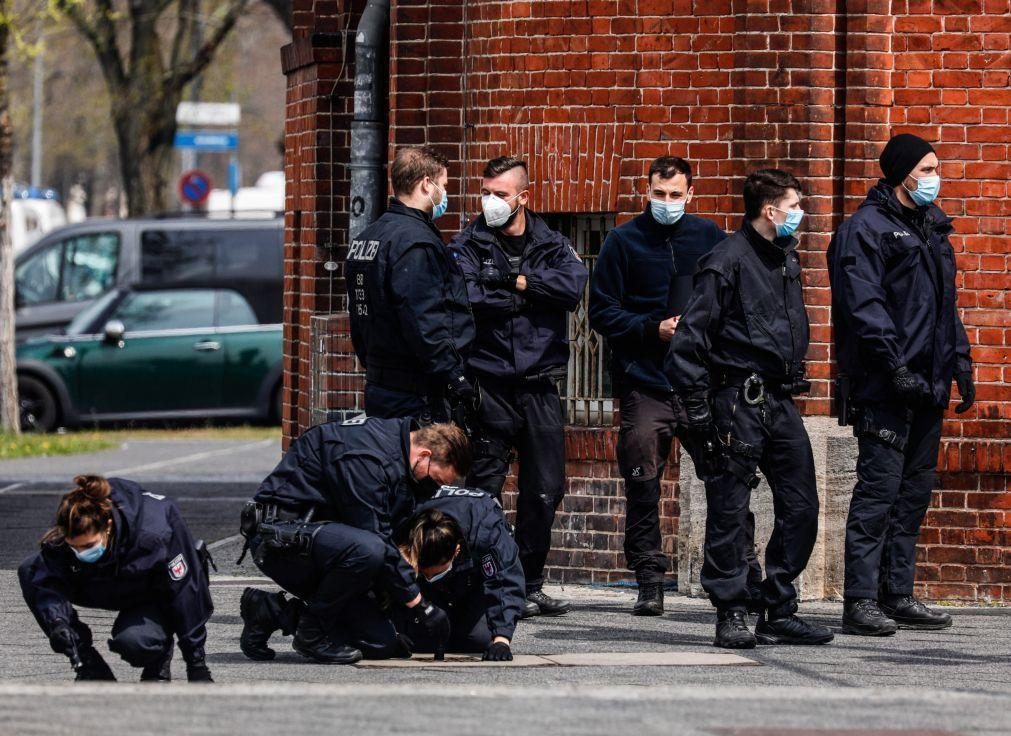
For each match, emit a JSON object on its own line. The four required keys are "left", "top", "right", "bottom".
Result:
{"left": 260, "top": 0, "right": 291, "bottom": 30}
{"left": 0, "top": 0, "right": 19, "bottom": 434}
{"left": 53, "top": 0, "right": 250, "bottom": 215}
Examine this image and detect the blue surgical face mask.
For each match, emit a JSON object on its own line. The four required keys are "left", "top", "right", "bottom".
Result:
{"left": 650, "top": 198, "right": 686, "bottom": 226}
{"left": 429, "top": 183, "right": 449, "bottom": 220}
{"left": 773, "top": 206, "right": 804, "bottom": 238}
{"left": 73, "top": 542, "right": 106, "bottom": 564}
{"left": 905, "top": 175, "right": 940, "bottom": 206}
{"left": 425, "top": 562, "right": 453, "bottom": 583}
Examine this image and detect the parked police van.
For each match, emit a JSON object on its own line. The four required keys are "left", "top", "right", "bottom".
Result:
{"left": 14, "top": 216, "right": 283, "bottom": 340}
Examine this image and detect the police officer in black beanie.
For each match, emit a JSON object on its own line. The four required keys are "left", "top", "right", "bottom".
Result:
{"left": 828, "top": 133, "right": 973, "bottom": 635}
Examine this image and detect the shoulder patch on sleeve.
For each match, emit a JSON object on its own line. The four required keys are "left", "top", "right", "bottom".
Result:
{"left": 168, "top": 553, "right": 188, "bottom": 581}
{"left": 142, "top": 491, "right": 166, "bottom": 501}
{"left": 341, "top": 412, "right": 368, "bottom": 426}
{"left": 481, "top": 553, "right": 499, "bottom": 578}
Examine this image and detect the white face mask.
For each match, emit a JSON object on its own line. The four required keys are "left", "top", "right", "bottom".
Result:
{"left": 481, "top": 192, "right": 524, "bottom": 228}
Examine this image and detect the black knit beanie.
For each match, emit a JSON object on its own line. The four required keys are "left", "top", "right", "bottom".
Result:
{"left": 879, "top": 134, "right": 935, "bottom": 187}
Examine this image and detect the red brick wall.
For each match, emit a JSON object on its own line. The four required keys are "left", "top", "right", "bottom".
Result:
{"left": 285, "top": 0, "right": 1011, "bottom": 600}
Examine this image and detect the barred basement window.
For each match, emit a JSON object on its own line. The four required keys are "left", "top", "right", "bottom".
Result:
{"left": 541, "top": 213, "right": 615, "bottom": 427}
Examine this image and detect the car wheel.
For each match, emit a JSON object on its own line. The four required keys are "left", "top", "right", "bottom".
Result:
{"left": 18, "top": 375, "right": 59, "bottom": 433}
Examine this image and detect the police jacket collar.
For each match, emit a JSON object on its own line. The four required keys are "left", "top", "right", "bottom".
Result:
{"left": 741, "top": 219, "right": 797, "bottom": 263}
{"left": 863, "top": 180, "right": 953, "bottom": 235}
{"left": 466, "top": 209, "right": 560, "bottom": 253}
{"left": 386, "top": 198, "right": 441, "bottom": 232}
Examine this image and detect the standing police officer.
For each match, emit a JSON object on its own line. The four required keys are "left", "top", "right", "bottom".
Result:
{"left": 237, "top": 419, "right": 471, "bottom": 664}
{"left": 589, "top": 156, "right": 725, "bottom": 616}
{"left": 346, "top": 145, "right": 476, "bottom": 422}
{"left": 828, "top": 134, "right": 973, "bottom": 636}
{"left": 666, "top": 169, "right": 833, "bottom": 649}
{"left": 449, "top": 156, "right": 587, "bottom": 617}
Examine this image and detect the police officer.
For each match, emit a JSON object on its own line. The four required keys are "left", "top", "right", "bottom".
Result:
{"left": 666, "top": 169, "right": 833, "bottom": 649}
{"left": 238, "top": 418, "right": 472, "bottom": 664}
{"left": 828, "top": 134, "right": 973, "bottom": 636}
{"left": 395, "top": 485, "right": 525, "bottom": 660}
{"left": 449, "top": 156, "right": 587, "bottom": 617}
{"left": 345, "top": 145, "right": 476, "bottom": 422}
{"left": 19, "top": 475, "right": 214, "bottom": 681}
{"left": 589, "top": 156, "right": 726, "bottom": 616}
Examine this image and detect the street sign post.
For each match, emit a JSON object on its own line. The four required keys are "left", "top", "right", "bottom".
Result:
{"left": 178, "top": 170, "right": 213, "bottom": 206}
{"left": 176, "top": 101, "right": 241, "bottom": 126}
{"left": 173, "top": 131, "right": 239, "bottom": 152}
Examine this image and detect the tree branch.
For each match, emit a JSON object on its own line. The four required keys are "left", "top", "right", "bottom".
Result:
{"left": 55, "top": 0, "right": 127, "bottom": 89}
{"left": 169, "top": 0, "right": 250, "bottom": 92}
{"left": 170, "top": 0, "right": 198, "bottom": 73}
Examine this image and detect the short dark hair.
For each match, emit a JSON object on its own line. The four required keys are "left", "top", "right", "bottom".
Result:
{"left": 743, "top": 168, "right": 802, "bottom": 220}
{"left": 482, "top": 156, "right": 529, "bottom": 189}
{"left": 648, "top": 156, "right": 693, "bottom": 188}
{"left": 391, "top": 146, "right": 449, "bottom": 196}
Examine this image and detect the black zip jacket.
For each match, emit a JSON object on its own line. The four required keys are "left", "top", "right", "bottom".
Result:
{"left": 666, "top": 221, "right": 810, "bottom": 394}
{"left": 828, "top": 181, "right": 971, "bottom": 407}
{"left": 405, "top": 486, "right": 525, "bottom": 640}
{"left": 346, "top": 199, "right": 475, "bottom": 389}
{"left": 253, "top": 417, "right": 422, "bottom": 605}
{"left": 19, "top": 479, "right": 213, "bottom": 664}
{"left": 449, "top": 210, "right": 587, "bottom": 380}
{"left": 589, "top": 208, "right": 725, "bottom": 392}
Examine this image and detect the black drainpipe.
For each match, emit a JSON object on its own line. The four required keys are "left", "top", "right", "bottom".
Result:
{"left": 348, "top": 0, "right": 391, "bottom": 241}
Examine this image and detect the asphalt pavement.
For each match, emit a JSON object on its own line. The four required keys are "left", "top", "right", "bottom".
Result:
{"left": 0, "top": 438, "right": 1008, "bottom": 735}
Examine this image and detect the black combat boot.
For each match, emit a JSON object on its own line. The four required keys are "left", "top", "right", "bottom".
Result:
{"left": 140, "top": 646, "right": 173, "bottom": 682}
{"left": 240, "top": 587, "right": 304, "bottom": 661}
{"left": 841, "top": 597, "right": 898, "bottom": 636}
{"left": 292, "top": 613, "right": 362, "bottom": 665}
{"left": 632, "top": 581, "right": 664, "bottom": 617}
{"left": 755, "top": 612, "right": 834, "bottom": 645}
{"left": 74, "top": 647, "right": 117, "bottom": 681}
{"left": 714, "top": 609, "right": 756, "bottom": 649}
{"left": 520, "top": 600, "right": 539, "bottom": 619}
{"left": 879, "top": 594, "right": 952, "bottom": 630}
{"left": 526, "top": 589, "right": 571, "bottom": 617}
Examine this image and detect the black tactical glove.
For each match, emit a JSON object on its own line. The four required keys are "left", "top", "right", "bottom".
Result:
{"left": 49, "top": 620, "right": 81, "bottom": 665}
{"left": 446, "top": 374, "right": 477, "bottom": 409}
{"left": 890, "top": 366, "right": 931, "bottom": 406}
{"left": 477, "top": 261, "right": 504, "bottom": 286}
{"left": 413, "top": 598, "right": 451, "bottom": 648}
{"left": 482, "top": 641, "right": 513, "bottom": 662}
{"left": 681, "top": 391, "right": 712, "bottom": 429}
{"left": 954, "top": 371, "right": 975, "bottom": 414}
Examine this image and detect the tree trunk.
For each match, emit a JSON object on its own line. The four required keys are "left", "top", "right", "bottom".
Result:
{"left": 0, "top": 0, "right": 18, "bottom": 435}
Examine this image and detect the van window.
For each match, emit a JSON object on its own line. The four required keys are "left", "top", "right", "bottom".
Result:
{"left": 140, "top": 228, "right": 280, "bottom": 283}
{"left": 15, "top": 232, "right": 120, "bottom": 306}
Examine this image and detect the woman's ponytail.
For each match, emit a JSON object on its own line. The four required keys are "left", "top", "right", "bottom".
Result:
{"left": 40, "top": 475, "right": 114, "bottom": 546}
{"left": 400, "top": 509, "right": 462, "bottom": 571}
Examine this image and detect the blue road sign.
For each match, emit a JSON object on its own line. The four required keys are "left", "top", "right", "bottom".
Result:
{"left": 178, "top": 169, "right": 212, "bottom": 205}
{"left": 174, "top": 130, "right": 239, "bottom": 152}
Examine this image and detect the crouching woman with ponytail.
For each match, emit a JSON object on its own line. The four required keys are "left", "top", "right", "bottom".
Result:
{"left": 18, "top": 476, "right": 214, "bottom": 682}
{"left": 397, "top": 486, "right": 526, "bottom": 661}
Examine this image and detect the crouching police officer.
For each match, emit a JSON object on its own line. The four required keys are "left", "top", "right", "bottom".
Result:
{"left": 346, "top": 145, "right": 476, "bottom": 423}
{"left": 395, "top": 485, "right": 525, "bottom": 660}
{"left": 667, "top": 169, "right": 833, "bottom": 649}
{"left": 828, "top": 134, "right": 973, "bottom": 635}
{"left": 19, "top": 475, "right": 214, "bottom": 681}
{"left": 238, "top": 418, "right": 472, "bottom": 664}
{"left": 589, "top": 156, "right": 726, "bottom": 616}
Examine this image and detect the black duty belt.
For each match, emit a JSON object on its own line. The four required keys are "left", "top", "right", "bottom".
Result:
{"left": 366, "top": 364, "right": 434, "bottom": 395}
{"left": 713, "top": 369, "right": 797, "bottom": 404}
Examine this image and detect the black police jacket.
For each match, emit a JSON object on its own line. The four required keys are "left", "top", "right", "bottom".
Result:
{"left": 449, "top": 210, "right": 587, "bottom": 380}
{"left": 666, "top": 221, "right": 810, "bottom": 394}
{"left": 828, "top": 181, "right": 972, "bottom": 407}
{"left": 19, "top": 479, "right": 213, "bottom": 664}
{"left": 253, "top": 416, "right": 422, "bottom": 605}
{"left": 346, "top": 199, "right": 475, "bottom": 390}
{"left": 589, "top": 208, "right": 725, "bottom": 393}
{"left": 407, "top": 486, "right": 525, "bottom": 640}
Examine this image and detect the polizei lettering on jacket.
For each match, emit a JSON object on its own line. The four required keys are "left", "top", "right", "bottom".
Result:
{"left": 347, "top": 239, "right": 380, "bottom": 261}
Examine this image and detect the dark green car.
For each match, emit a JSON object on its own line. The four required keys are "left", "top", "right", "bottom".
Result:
{"left": 16, "top": 286, "right": 283, "bottom": 431}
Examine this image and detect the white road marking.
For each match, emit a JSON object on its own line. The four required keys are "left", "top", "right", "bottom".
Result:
{"left": 0, "top": 482, "right": 25, "bottom": 495}
{"left": 102, "top": 439, "right": 275, "bottom": 476}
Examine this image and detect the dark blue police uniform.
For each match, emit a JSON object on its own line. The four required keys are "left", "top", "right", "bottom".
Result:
{"left": 345, "top": 199, "right": 474, "bottom": 421}
{"left": 667, "top": 221, "right": 817, "bottom": 617}
{"left": 19, "top": 479, "right": 212, "bottom": 672}
{"left": 248, "top": 416, "right": 422, "bottom": 656}
{"left": 449, "top": 210, "right": 587, "bottom": 593}
{"left": 589, "top": 207, "right": 724, "bottom": 587}
{"left": 394, "top": 486, "right": 526, "bottom": 652}
{"left": 828, "top": 181, "right": 972, "bottom": 600}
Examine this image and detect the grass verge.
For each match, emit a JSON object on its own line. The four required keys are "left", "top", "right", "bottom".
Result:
{"left": 0, "top": 432, "right": 117, "bottom": 460}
